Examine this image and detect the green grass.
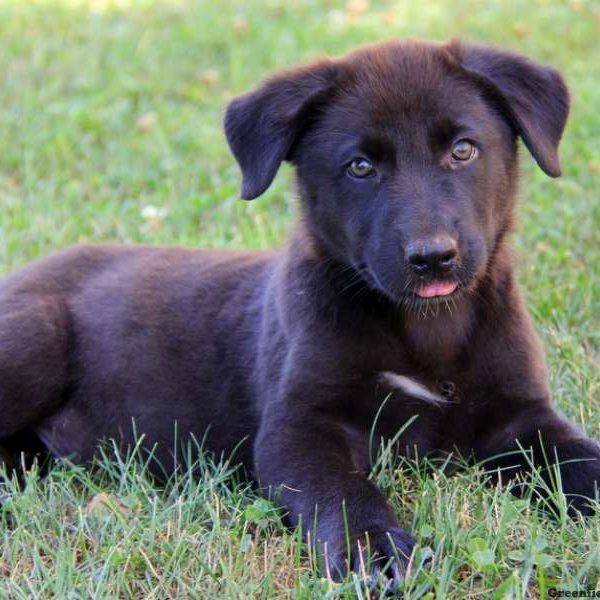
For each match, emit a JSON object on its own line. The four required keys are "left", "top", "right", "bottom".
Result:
{"left": 0, "top": 0, "right": 599, "bottom": 597}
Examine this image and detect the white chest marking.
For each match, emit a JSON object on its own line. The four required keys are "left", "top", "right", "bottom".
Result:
{"left": 379, "top": 371, "right": 448, "bottom": 405}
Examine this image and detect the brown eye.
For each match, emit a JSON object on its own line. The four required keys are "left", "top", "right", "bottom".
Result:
{"left": 348, "top": 158, "right": 376, "bottom": 178}
{"left": 451, "top": 139, "right": 477, "bottom": 162}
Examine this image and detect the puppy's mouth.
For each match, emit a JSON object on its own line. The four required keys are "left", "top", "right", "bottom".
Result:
{"left": 414, "top": 280, "right": 458, "bottom": 299}
{"left": 356, "top": 263, "right": 464, "bottom": 308}
{"left": 406, "top": 279, "right": 464, "bottom": 308}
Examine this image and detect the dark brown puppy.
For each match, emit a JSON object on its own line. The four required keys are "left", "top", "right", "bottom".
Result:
{"left": 0, "top": 40, "right": 598, "bottom": 580}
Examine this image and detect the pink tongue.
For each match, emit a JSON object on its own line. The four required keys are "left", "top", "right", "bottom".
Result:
{"left": 416, "top": 281, "right": 458, "bottom": 298}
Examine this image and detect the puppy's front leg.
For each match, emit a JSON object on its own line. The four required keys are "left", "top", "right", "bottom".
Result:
{"left": 476, "top": 406, "right": 600, "bottom": 515}
{"left": 469, "top": 299, "right": 600, "bottom": 515}
{"left": 254, "top": 405, "right": 415, "bottom": 581}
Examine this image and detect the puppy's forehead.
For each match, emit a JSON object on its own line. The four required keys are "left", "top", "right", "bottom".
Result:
{"left": 342, "top": 41, "right": 451, "bottom": 87}
{"left": 332, "top": 41, "right": 487, "bottom": 130}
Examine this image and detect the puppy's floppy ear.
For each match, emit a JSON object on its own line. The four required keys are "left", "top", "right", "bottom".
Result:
{"left": 450, "top": 41, "right": 569, "bottom": 177}
{"left": 224, "top": 61, "right": 337, "bottom": 200}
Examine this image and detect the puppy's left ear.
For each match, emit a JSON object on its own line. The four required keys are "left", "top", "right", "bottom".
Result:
{"left": 225, "top": 60, "right": 337, "bottom": 200}
{"left": 451, "top": 42, "right": 569, "bottom": 177}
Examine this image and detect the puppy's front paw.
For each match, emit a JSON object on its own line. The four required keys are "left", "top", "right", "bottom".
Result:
{"left": 324, "top": 526, "right": 415, "bottom": 586}
{"left": 556, "top": 438, "right": 600, "bottom": 516}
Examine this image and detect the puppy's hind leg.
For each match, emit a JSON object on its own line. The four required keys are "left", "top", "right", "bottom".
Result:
{"left": 0, "top": 293, "right": 69, "bottom": 439}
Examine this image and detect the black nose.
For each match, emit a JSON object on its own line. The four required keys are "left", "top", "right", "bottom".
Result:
{"left": 406, "top": 236, "right": 458, "bottom": 274}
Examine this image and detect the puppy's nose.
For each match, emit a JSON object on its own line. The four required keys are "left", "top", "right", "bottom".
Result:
{"left": 406, "top": 236, "right": 458, "bottom": 274}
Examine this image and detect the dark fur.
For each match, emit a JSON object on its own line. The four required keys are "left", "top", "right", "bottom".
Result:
{"left": 0, "top": 40, "right": 598, "bottom": 580}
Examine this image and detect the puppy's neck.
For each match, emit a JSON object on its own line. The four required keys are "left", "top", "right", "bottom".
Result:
{"left": 399, "top": 296, "right": 475, "bottom": 368}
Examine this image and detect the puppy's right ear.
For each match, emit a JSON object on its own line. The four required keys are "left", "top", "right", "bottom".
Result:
{"left": 224, "top": 61, "right": 337, "bottom": 200}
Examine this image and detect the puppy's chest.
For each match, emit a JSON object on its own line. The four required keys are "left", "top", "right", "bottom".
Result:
{"left": 339, "top": 365, "right": 477, "bottom": 467}
{"left": 324, "top": 323, "right": 479, "bottom": 456}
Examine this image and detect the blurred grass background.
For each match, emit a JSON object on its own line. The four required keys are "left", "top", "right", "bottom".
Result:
{"left": 0, "top": 0, "right": 598, "bottom": 597}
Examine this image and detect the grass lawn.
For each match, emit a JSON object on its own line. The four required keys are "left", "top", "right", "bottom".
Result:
{"left": 0, "top": 0, "right": 599, "bottom": 597}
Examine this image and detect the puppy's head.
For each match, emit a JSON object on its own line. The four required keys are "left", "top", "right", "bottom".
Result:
{"left": 225, "top": 40, "right": 569, "bottom": 307}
